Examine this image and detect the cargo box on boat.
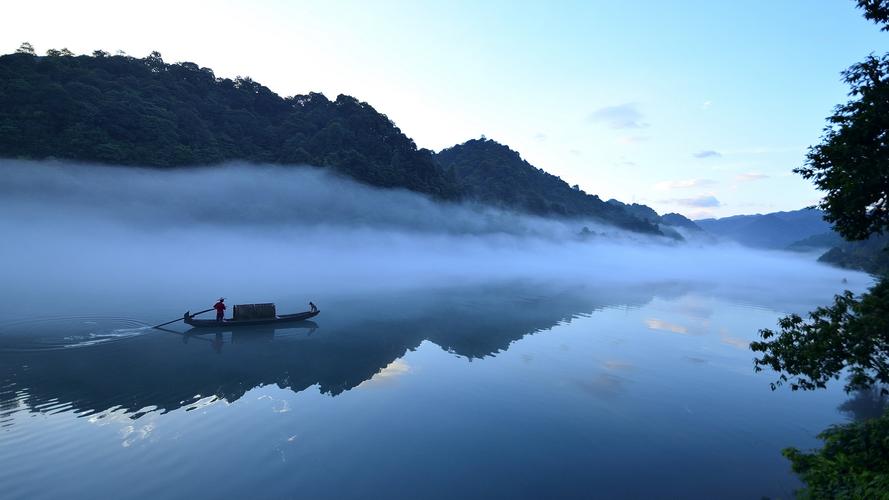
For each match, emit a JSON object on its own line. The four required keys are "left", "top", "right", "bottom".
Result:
{"left": 233, "top": 303, "right": 277, "bottom": 320}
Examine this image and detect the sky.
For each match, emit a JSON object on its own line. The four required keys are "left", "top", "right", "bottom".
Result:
{"left": 2, "top": 0, "right": 886, "bottom": 218}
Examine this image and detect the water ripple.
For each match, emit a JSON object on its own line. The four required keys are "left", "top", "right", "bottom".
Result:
{"left": 0, "top": 316, "right": 151, "bottom": 352}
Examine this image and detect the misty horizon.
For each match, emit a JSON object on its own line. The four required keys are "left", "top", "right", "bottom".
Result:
{"left": 0, "top": 159, "right": 871, "bottom": 322}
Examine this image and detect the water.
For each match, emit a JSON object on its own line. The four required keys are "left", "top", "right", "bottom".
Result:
{"left": 0, "top": 280, "right": 873, "bottom": 499}
{"left": 0, "top": 162, "right": 879, "bottom": 498}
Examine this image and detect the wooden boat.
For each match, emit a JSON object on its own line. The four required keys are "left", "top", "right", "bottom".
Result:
{"left": 183, "top": 309, "right": 319, "bottom": 328}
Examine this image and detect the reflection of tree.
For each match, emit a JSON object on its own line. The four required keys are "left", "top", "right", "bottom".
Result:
{"left": 0, "top": 282, "right": 666, "bottom": 419}
{"left": 838, "top": 387, "right": 889, "bottom": 422}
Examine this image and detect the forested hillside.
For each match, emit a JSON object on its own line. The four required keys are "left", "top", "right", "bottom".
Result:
{"left": 0, "top": 50, "right": 459, "bottom": 199}
{"left": 0, "top": 49, "right": 664, "bottom": 233}
{"left": 434, "top": 139, "right": 659, "bottom": 233}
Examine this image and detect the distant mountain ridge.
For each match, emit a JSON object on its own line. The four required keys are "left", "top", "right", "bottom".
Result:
{"left": 0, "top": 50, "right": 663, "bottom": 234}
{"left": 818, "top": 234, "right": 889, "bottom": 276}
{"left": 696, "top": 208, "right": 887, "bottom": 275}
{"left": 696, "top": 209, "right": 832, "bottom": 249}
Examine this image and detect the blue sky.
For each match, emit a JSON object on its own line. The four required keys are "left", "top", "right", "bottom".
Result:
{"left": 3, "top": 0, "right": 886, "bottom": 218}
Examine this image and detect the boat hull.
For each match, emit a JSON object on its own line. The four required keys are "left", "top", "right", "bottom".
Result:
{"left": 184, "top": 310, "right": 319, "bottom": 328}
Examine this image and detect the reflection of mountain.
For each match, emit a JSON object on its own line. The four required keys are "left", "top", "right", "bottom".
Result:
{"left": 838, "top": 387, "right": 889, "bottom": 422}
{"left": 0, "top": 283, "right": 667, "bottom": 420}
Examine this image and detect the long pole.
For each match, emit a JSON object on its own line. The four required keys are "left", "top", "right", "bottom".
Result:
{"left": 152, "top": 308, "right": 214, "bottom": 329}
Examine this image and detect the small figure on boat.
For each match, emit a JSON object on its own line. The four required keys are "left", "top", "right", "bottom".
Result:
{"left": 214, "top": 297, "right": 226, "bottom": 322}
{"left": 309, "top": 301, "right": 318, "bottom": 313}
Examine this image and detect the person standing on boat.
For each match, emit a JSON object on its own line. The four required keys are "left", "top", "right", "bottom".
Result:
{"left": 213, "top": 298, "right": 226, "bottom": 322}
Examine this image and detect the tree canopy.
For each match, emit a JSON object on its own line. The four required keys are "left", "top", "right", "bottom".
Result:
{"left": 857, "top": 0, "right": 889, "bottom": 31}
{"left": 434, "top": 138, "right": 661, "bottom": 233}
{"left": 752, "top": 279, "right": 889, "bottom": 393}
{"left": 0, "top": 48, "right": 663, "bottom": 232}
{"left": 752, "top": 1, "right": 889, "bottom": 394}
{"left": 796, "top": 54, "right": 889, "bottom": 240}
{"left": 0, "top": 49, "right": 459, "bottom": 200}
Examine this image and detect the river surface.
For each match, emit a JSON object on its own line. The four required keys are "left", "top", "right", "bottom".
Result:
{"left": 0, "top": 276, "right": 880, "bottom": 499}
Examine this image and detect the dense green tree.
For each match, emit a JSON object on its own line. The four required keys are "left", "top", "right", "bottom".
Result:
{"left": 796, "top": 54, "right": 889, "bottom": 240}
{"left": 752, "top": 279, "right": 889, "bottom": 393}
{"left": 0, "top": 50, "right": 461, "bottom": 200}
{"left": 15, "top": 42, "right": 35, "bottom": 55}
{"left": 753, "top": 2, "right": 889, "bottom": 396}
{"left": 434, "top": 138, "right": 661, "bottom": 233}
{"left": 857, "top": 0, "right": 889, "bottom": 30}
{"left": 751, "top": 2, "right": 889, "bottom": 497}
{"left": 0, "top": 49, "right": 661, "bottom": 232}
{"left": 782, "top": 411, "right": 889, "bottom": 498}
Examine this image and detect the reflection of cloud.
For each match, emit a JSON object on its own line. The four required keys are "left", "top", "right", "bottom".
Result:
{"left": 359, "top": 359, "right": 411, "bottom": 388}
{"left": 588, "top": 102, "right": 648, "bottom": 129}
{"left": 575, "top": 374, "right": 628, "bottom": 400}
{"left": 677, "top": 299, "right": 714, "bottom": 319}
{"left": 719, "top": 328, "right": 748, "bottom": 349}
{"left": 645, "top": 318, "right": 688, "bottom": 334}
{"left": 685, "top": 356, "right": 709, "bottom": 364}
{"left": 602, "top": 360, "right": 633, "bottom": 371}
{"left": 694, "top": 150, "right": 721, "bottom": 159}
{"left": 735, "top": 172, "right": 769, "bottom": 182}
{"left": 655, "top": 179, "right": 717, "bottom": 190}
{"left": 720, "top": 336, "right": 748, "bottom": 349}
{"left": 663, "top": 195, "right": 721, "bottom": 208}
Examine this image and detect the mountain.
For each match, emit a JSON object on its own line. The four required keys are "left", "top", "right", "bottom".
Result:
{"left": 818, "top": 234, "right": 889, "bottom": 276}
{"left": 660, "top": 213, "right": 703, "bottom": 231}
{"left": 433, "top": 139, "right": 660, "bottom": 234}
{"left": 696, "top": 208, "right": 887, "bottom": 275}
{"left": 0, "top": 50, "right": 459, "bottom": 199}
{"left": 786, "top": 231, "right": 845, "bottom": 252}
{"left": 0, "top": 50, "right": 661, "bottom": 234}
{"left": 695, "top": 209, "right": 832, "bottom": 249}
{"left": 606, "top": 199, "right": 660, "bottom": 223}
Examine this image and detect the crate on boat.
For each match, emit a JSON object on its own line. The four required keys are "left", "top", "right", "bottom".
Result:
{"left": 233, "top": 303, "right": 277, "bottom": 320}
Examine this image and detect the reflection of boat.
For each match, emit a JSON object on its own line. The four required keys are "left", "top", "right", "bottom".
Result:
{"left": 184, "top": 309, "right": 319, "bottom": 328}
{"left": 184, "top": 320, "right": 319, "bottom": 336}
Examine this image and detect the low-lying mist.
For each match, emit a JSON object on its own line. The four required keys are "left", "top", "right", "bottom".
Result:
{"left": 0, "top": 159, "right": 872, "bottom": 320}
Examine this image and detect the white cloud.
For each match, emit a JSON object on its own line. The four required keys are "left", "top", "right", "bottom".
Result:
{"left": 588, "top": 102, "right": 648, "bottom": 129}
{"left": 735, "top": 172, "right": 769, "bottom": 182}
{"left": 694, "top": 150, "right": 721, "bottom": 159}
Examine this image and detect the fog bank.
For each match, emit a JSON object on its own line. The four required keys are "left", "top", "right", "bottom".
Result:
{"left": 0, "top": 160, "right": 873, "bottom": 319}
